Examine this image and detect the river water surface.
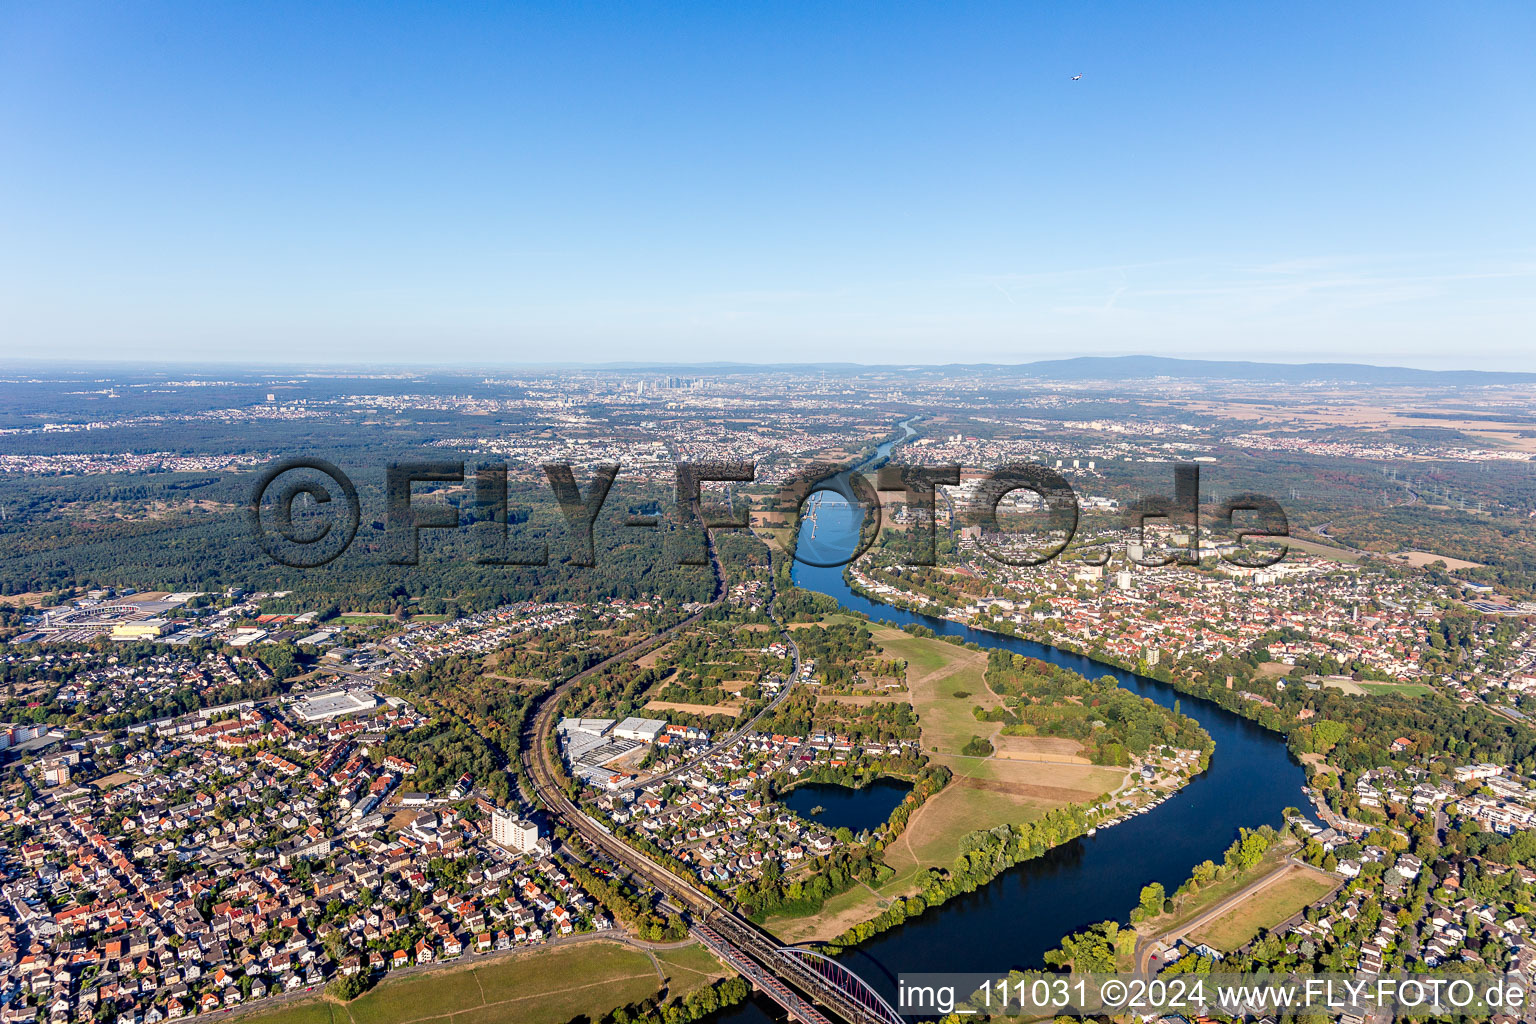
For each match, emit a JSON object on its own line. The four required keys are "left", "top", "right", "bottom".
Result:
{"left": 713, "top": 427, "right": 1311, "bottom": 1022}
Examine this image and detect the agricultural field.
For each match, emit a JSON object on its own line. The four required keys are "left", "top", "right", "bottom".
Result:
{"left": 1187, "top": 866, "right": 1339, "bottom": 952}
{"left": 654, "top": 942, "right": 731, "bottom": 993}
{"left": 991, "top": 733, "right": 1093, "bottom": 764}
{"left": 238, "top": 941, "right": 701, "bottom": 1024}
{"left": 875, "top": 625, "right": 1125, "bottom": 803}
{"left": 765, "top": 621, "right": 1126, "bottom": 943}
{"left": 1390, "top": 549, "right": 1485, "bottom": 570}
{"left": 644, "top": 698, "right": 743, "bottom": 718}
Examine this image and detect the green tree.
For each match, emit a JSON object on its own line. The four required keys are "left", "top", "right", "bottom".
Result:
{"left": 1137, "top": 881, "right": 1166, "bottom": 920}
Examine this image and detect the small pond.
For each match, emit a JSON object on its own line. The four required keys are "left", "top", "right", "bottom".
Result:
{"left": 780, "top": 777, "right": 913, "bottom": 834}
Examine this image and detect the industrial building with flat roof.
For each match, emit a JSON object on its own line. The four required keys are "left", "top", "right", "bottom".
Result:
{"left": 613, "top": 717, "right": 667, "bottom": 742}
{"left": 293, "top": 688, "right": 381, "bottom": 723}
{"left": 557, "top": 717, "right": 644, "bottom": 787}
{"left": 110, "top": 618, "right": 172, "bottom": 640}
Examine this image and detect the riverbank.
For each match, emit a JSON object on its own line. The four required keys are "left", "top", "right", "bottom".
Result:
{"left": 776, "top": 495, "right": 1311, "bottom": 997}
{"left": 845, "top": 567, "right": 1282, "bottom": 772}
{"left": 714, "top": 421, "right": 1312, "bottom": 1024}
{"left": 760, "top": 613, "right": 1168, "bottom": 947}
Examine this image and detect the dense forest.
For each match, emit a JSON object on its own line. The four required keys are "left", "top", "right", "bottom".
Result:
{"left": 984, "top": 649, "right": 1212, "bottom": 765}
{"left": 1322, "top": 505, "right": 1536, "bottom": 596}
{"left": 0, "top": 466, "right": 715, "bottom": 613}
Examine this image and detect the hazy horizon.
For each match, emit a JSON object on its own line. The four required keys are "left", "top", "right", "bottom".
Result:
{"left": 3, "top": 352, "right": 1535, "bottom": 378}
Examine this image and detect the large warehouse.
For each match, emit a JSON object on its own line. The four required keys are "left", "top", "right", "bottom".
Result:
{"left": 293, "top": 688, "right": 380, "bottom": 723}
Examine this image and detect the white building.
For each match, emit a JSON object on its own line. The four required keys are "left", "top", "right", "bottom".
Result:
{"left": 227, "top": 628, "right": 268, "bottom": 647}
{"left": 1455, "top": 763, "right": 1503, "bottom": 783}
{"left": 293, "top": 689, "right": 380, "bottom": 723}
{"left": 491, "top": 809, "right": 541, "bottom": 853}
{"left": 613, "top": 717, "right": 667, "bottom": 742}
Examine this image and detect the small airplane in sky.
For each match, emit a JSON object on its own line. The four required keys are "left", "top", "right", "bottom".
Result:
{"left": 1071, "top": 74, "right": 1083, "bottom": 81}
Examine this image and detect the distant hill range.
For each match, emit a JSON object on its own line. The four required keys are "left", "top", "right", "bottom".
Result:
{"left": 24, "top": 356, "right": 1521, "bottom": 385}
{"left": 989, "top": 355, "right": 1536, "bottom": 384}
{"left": 598, "top": 355, "right": 1536, "bottom": 384}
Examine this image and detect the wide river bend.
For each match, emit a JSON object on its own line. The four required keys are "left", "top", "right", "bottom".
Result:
{"left": 715, "top": 428, "right": 1310, "bottom": 1022}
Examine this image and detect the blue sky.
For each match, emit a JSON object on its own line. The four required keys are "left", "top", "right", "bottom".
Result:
{"left": 2, "top": 2, "right": 1533, "bottom": 368}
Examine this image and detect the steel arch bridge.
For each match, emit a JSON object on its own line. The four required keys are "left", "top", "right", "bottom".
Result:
{"left": 776, "top": 947, "right": 904, "bottom": 1024}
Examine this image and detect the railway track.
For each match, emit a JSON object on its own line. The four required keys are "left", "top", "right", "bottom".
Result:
{"left": 518, "top": 533, "right": 898, "bottom": 1024}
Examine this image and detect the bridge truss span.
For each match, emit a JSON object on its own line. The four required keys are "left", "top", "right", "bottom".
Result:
{"left": 776, "top": 947, "right": 904, "bottom": 1024}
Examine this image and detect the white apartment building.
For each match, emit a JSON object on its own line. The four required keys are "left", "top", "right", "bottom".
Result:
{"left": 491, "top": 809, "right": 541, "bottom": 853}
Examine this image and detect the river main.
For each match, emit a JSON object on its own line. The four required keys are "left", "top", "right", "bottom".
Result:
{"left": 715, "top": 426, "right": 1310, "bottom": 1022}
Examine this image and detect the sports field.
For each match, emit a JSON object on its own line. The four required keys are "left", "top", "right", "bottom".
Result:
{"left": 1355, "top": 682, "right": 1436, "bottom": 697}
